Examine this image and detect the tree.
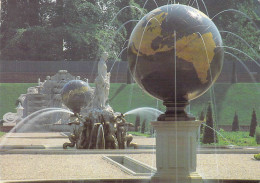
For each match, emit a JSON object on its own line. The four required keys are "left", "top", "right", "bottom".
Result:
{"left": 115, "top": 0, "right": 145, "bottom": 84}
{"left": 249, "top": 109, "right": 258, "bottom": 137}
{"left": 0, "top": 0, "right": 126, "bottom": 61}
{"left": 202, "top": 102, "right": 218, "bottom": 144}
{"left": 135, "top": 114, "right": 140, "bottom": 132}
{"left": 196, "top": 0, "right": 260, "bottom": 60}
{"left": 199, "top": 110, "right": 205, "bottom": 134}
{"left": 199, "top": 111, "right": 205, "bottom": 121}
{"left": 1, "top": 1, "right": 259, "bottom": 62}
{"left": 232, "top": 112, "right": 240, "bottom": 131}
{"left": 141, "top": 119, "right": 146, "bottom": 133}
{"left": 0, "top": 0, "right": 61, "bottom": 61}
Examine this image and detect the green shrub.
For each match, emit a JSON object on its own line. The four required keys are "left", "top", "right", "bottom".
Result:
{"left": 232, "top": 112, "right": 239, "bottom": 132}
{"left": 249, "top": 109, "right": 257, "bottom": 137}
{"left": 254, "top": 153, "right": 260, "bottom": 160}
{"left": 202, "top": 102, "right": 218, "bottom": 144}
{"left": 256, "top": 127, "right": 260, "bottom": 144}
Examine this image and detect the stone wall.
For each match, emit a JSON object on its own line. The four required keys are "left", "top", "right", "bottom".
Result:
{"left": 0, "top": 60, "right": 259, "bottom": 83}
{"left": 0, "top": 61, "right": 128, "bottom": 83}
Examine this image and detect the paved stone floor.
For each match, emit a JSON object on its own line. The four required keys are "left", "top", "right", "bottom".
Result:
{"left": 0, "top": 133, "right": 259, "bottom": 182}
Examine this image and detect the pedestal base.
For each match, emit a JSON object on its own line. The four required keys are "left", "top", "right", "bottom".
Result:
{"left": 151, "top": 120, "right": 202, "bottom": 183}
{"left": 151, "top": 172, "right": 202, "bottom": 183}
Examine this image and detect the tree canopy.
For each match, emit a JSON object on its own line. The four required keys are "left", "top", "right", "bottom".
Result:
{"left": 0, "top": 0, "right": 259, "bottom": 61}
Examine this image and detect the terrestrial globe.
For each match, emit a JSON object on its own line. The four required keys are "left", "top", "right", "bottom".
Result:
{"left": 127, "top": 4, "right": 224, "bottom": 120}
{"left": 61, "top": 80, "right": 93, "bottom": 114}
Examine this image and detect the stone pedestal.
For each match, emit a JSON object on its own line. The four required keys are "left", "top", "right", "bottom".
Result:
{"left": 151, "top": 120, "right": 202, "bottom": 183}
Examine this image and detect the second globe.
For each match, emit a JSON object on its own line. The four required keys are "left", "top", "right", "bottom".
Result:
{"left": 61, "top": 80, "right": 93, "bottom": 114}
{"left": 127, "top": 4, "right": 224, "bottom": 120}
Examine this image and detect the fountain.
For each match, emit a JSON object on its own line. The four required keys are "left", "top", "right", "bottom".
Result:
{"left": 62, "top": 52, "right": 137, "bottom": 149}
{"left": 1, "top": 1, "right": 259, "bottom": 182}
{"left": 127, "top": 4, "right": 223, "bottom": 183}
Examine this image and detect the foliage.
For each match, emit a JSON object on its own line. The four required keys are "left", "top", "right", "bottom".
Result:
{"left": 135, "top": 114, "right": 140, "bottom": 132}
{"left": 0, "top": 0, "right": 126, "bottom": 61}
{"left": 141, "top": 119, "right": 146, "bottom": 133}
{"left": 254, "top": 153, "right": 260, "bottom": 160}
{"left": 1, "top": 1, "right": 259, "bottom": 62}
{"left": 202, "top": 102, "right": 218, "bottom": 144}
{"left": 1, "top": 27, "right": 64, "bottom": 61}
{"left": 204, "top": 0, "right": 260, "bottom": 61}
{"left": 232, "top": 112, "right": 239, "bottom": 131}
{"left": 249, "top": 109, "right": 258, "bottom": 137}
{"left": 256, "top": 127, "right": 260, "bottom": 144}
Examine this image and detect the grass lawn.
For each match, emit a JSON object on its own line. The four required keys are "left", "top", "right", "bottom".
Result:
{"left": 129, "top": 130, "right": 259, "bottom": 146}
{"left": 0, "top": 83, "right": 36, "bottom": 118}
{"left": 0, "top": 83, "right": 259, "bottom": 127}
{"left": 201, "top": 130, "right": 259, "bottom": 146}
{"left": 190, "top": 83, "right": 260, "bottom": 126}
{"left": 128, "top": 131, "right": 151, "bottom": 137}
{"left": 0, "top": 131, "right": 6, "bottom": 137}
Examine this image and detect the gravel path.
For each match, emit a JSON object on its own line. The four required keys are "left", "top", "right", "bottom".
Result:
{"left": 0, "top": 133, "right": 259, "bottom": 181}
{"left": 0, "top": 154, "right": 134, "bottom": 180}
{"left": 1, "top": 153, "right": 259, "bottom": 181}
{"left": 128, "top": 154, "right": 260, "bottom": 180}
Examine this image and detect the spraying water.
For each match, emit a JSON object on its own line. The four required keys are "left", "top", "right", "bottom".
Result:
{"left": 0, "top": 108, "right": 73, "bottom": 146}
{"left": 124, "top": 107, "right": 163, "bottom": 116}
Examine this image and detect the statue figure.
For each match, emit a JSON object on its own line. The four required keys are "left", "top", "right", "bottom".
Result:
{"left": 113, "top": 113, "right": 136, "bottom": 149}
{"left": 93, "top": 52, "right": 110, "bottom": 109}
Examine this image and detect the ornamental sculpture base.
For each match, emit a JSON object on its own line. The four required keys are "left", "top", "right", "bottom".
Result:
{"left": 151, "top": 120, "right": 202, "bottom": 183}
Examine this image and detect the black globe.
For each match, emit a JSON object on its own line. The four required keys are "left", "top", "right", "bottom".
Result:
{"left": 127, "top": 4, "right": 224, "bottom": 120}
{"left": 61, "top": 80, "right": 93, "bottom": 114}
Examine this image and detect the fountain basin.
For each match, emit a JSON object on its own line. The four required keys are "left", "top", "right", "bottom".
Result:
{"left": 103, "top": 155, "right": 156, "bottom": 176}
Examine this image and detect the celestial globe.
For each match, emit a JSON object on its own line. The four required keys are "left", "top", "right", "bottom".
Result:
{"left": 127, "top": 4, "right": 224, "bottom": 120}
{"left": 61, "top": 80, "right": 93, "bottom": 114}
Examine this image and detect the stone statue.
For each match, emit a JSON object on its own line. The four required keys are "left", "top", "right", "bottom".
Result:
{"left": 93, "top": 52, "right": 110, "bottom": 109}
{"left": 63, "top": 112, "right": 137, "bottom": 150}
{"left": 63, "top": 53, "right": 137, "bottom": 150}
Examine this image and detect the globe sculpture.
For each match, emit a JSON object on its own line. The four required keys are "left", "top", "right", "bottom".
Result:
{"left": 61, "top": 80, "right": 93, "bottom": 114}
{"left": 127, "top": 4, "right": 224, "bottom": 120}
